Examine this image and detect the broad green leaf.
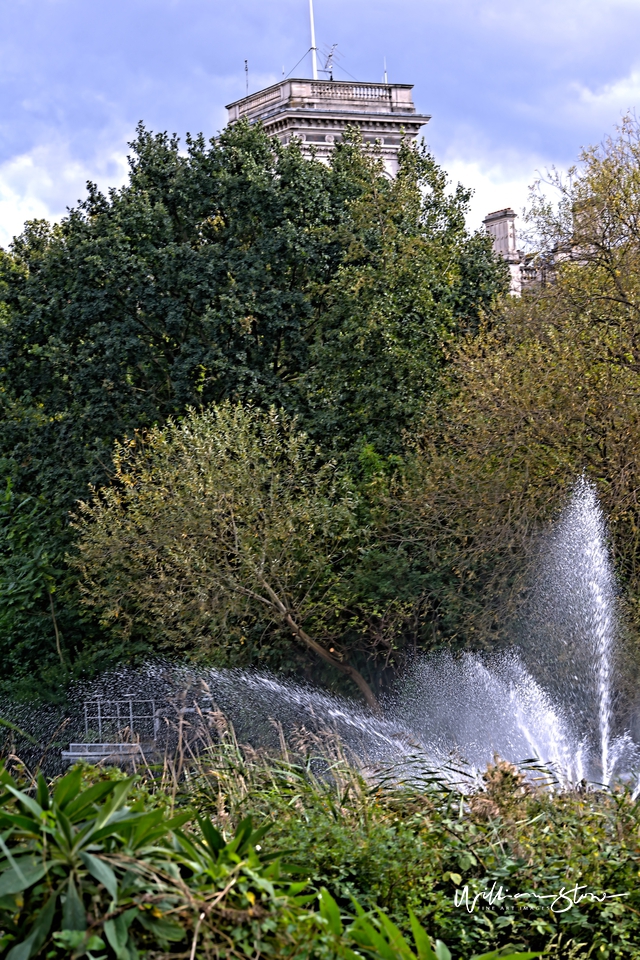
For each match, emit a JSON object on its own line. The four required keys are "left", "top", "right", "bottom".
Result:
{"left": 62, "top": 876, "right": 86, "bottom": 931}
{"left": 115, "top": 808, "right": 164, "bottom": 845}
{"left": 0, "top": 766, "right": 17, "bottom": 787}
{"left": 91, "top": 808, "right": 174, "bottom": 846}
{"left": 0, "top": 858, "right": 47, "bottom": 896}
{"left": 53, "top": 767, "right": 83, "bottom": 810}
{"left": 64, "top": 780, "right": 118, "bottom": 821}
{"left": 227, "top": 815, "right": 253, "bottom": 854}
{"left": 104, "top": 908, "right": 138, "bottom": 958}
{"left": 7, "top": 891, "right": 57, "bottom": 960}
{"left": 4, "top": 785, "right": 43, "bottom": 819}
{"left": 197, "top": 816, "right": 225, "bottom": 854}
{"left": 376, "top": 910, "right": 415, "bottom": 959}
{"left": 161, "top": 811, "right": 192, "bottom": 833}
{"left": 104, "top": 917, "right": 127, "bottom": 957}
{"left": 124, "top": 809, "right": 190, "bottom": 850}
{"left": 35, "top": 774, "right": 49, "bottom": 812}
{"left": 80, "top": 851, "right": 118, "bottom": 901}
{"left": 434, "top": 942, "right": 451, "bottom": 960}
{"left": 350, "top": 916, "right": 401, "bottom": 960}
{"left": 337, "top": 950, "right": 365, "bottom": 960}
{"left": 0, "top": 814, "right": 41, "bottom": 834}
{"left": 319, "top": 887, "right": 344, "bottom": 936}
{"left": 137, "top": 912, "right": 185, "bottom": 941}
{"left": 409, "top": 910, "right": 438, "bottom": 960}
{"left": 248, "top": 822, "right": 272, "bottom": 847}
{"left": 54, "top": 806, "right": 76, "bottom": 848}
{"left": 286, "top": 880, "right": 309, "bottom": 896}
{"left": 94, "top": 778, "right": 136, "bottom": 830}
{"left": 53, "top": 930, "right": 105, "bottom": 952}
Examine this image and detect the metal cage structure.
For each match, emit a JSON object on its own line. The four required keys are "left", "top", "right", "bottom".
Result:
{"left": 83, "top": 698, "right": 159, "bottom": 742}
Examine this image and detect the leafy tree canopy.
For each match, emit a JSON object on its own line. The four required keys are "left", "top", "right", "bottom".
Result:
{"left": 394, "top": 117, "right": 640, "bottom": 687}
{"left": 0, "top": 120, "right": 507, "bottom": 698}
{"left": 0, "top": 121, "right": 506, "bottom": 511}
{"left": 72, "top": 404, "right": 384, "bottom": 707}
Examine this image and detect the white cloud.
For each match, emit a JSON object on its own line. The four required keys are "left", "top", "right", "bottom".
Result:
{"left": 573, "top": 68, "right": 640, "bottom": 119}
{"left": 448, "top": 158, "right": 534, "bottom": 235}
{"left": 0, "top": 139, "right": 128, "bottom": 249}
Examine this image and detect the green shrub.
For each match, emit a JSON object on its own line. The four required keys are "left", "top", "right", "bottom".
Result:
{"left": 0, "top": 765, "right": 318, "bottom": 959}
{"left": 190, "top": 744, "right": 640, "bottom": 958}
{"left": 0, "top": 763, "right": 539, "bottom": 960}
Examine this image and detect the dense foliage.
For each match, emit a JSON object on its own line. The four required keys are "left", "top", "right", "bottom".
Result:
{"left": 392, "top": 116, "right": 640, "bottom": 667}
{"left": 0, "top": 759, "right": 540, "bottom": 960}
{"left": 0, "top": 121, "right": 506, "bottom": 699}
{"left": 72, "top": 404, "right": 383, "bottom": 707}
{"left": 192, "top": 741, "right": 640, "bottom": 959}
{"left": 3, "top": 737, "right": 636, "bottom": 959}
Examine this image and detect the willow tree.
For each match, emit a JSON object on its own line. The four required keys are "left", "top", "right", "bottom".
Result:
{"left": 72, "top": 403, "right": 382, "bottom": 711}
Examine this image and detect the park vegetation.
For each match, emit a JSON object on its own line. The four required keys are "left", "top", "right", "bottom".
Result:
{"left": 0, "top": 736, "right": 637, "bottom": 958}
{"left": 3, "top": 114, "right": 640, "bottom": 957}
{"left": 0, "top": 120, "right": 506, "bottom": 700}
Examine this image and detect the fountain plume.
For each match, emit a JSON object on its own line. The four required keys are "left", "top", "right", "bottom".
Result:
{"left": 6, "top": 479, "right": 640, "bottom": 790}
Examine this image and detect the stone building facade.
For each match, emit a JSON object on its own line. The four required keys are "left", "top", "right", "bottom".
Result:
{"left": 483, "top": 207, "right": 550, "bottom": 295}
{"left": 483, "top": 208, "right": 525, "bottom": 295}
{"left": 226, "top": 78, "right": 430, "bottom": 177}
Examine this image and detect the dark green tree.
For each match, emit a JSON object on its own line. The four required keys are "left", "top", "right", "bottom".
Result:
{"left": 301, "top": 141, "right": 508, "bottom": 458}
{"left": 0, "top": 122, "right": 507, "bottom": 696}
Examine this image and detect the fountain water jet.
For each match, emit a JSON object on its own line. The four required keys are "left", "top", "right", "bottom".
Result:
{"left": 47, "top": 479, "right": 640, "bottom": 789}
{"left": 515, "top": 477, "right": 637, "bottom": 785}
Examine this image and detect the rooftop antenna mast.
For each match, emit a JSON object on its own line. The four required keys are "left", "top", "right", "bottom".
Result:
{"left": 309, "top": 0, "right": 318, "bottom": 80}
{"left": 322, "top": 44, "right": 338, "bottom": 81}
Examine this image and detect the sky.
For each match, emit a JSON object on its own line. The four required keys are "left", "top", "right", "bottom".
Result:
{"left": 1, "top": 0, "right": 640, "bottom": 248}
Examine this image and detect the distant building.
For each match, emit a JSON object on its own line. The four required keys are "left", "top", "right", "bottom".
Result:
{"left": 483, "top": 208, "right": 525, "bottom": 295}
{"left": 483, "top": 207, "right": 552, "bottom": 295}
{"left": 226, "top": 78, "right": 431, "bottom": 177}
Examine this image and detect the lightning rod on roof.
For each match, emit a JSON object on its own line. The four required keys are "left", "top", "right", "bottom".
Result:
{"left": 309, "top": 0, "right": 318, "bottom": 80}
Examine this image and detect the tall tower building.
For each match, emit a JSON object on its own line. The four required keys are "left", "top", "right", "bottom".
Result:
{"left": 226, "top": 79, "right": 430, "bottom": 177}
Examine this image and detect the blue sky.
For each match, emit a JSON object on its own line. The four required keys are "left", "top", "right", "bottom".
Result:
{"left": 1, "top": 0, "right": 640, "bottom": 247}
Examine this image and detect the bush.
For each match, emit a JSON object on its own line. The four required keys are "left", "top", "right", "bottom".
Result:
{"left": 190, "top": 742, "right": 640, "bottom": 958}
{"left": 0, "top": 765, "right": 317, "bottom": 959}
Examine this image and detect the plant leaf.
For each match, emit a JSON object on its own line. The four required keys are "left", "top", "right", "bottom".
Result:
{"left": 53, "top": 767, "right": 83, "bottom": 810}
{"left": 62, "top": 876, "right": 86, "bottom": 931}
{"left": 409, "top": 910, "right": 438, "bottom": 960}
{"left": 80, "top": 851, "right": 118, "bottom": 901}
{"left": 376, "top": 910, "right": 415, "bottom": 960}
{"left": 197, "top": 816, "right": 225, "bottom": 855}
{"left": 35, "top": 774, "right": 49, "bottom": 812}
{"left": 350, "top": 916, "right": 401, "bottom": 960}
{"left": 319, "top": 887, "right": 344, "bottom": 936}
{"left": 6, "top": 891, "right": 57, "bottom": 960}
{"left": 104, "top": 908, "right": 137, "bottom": 958}
{"left": 65, "top": 780, "right": 118, "bottom": 821}
{"left": 0, "top": 858, "right": 47, "bottom": 896}
{"left": 434, "top": 942, "right": 451, "bottom": 960}
{"left": 4, "top": 785, "right": 43, "bottom": 819}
